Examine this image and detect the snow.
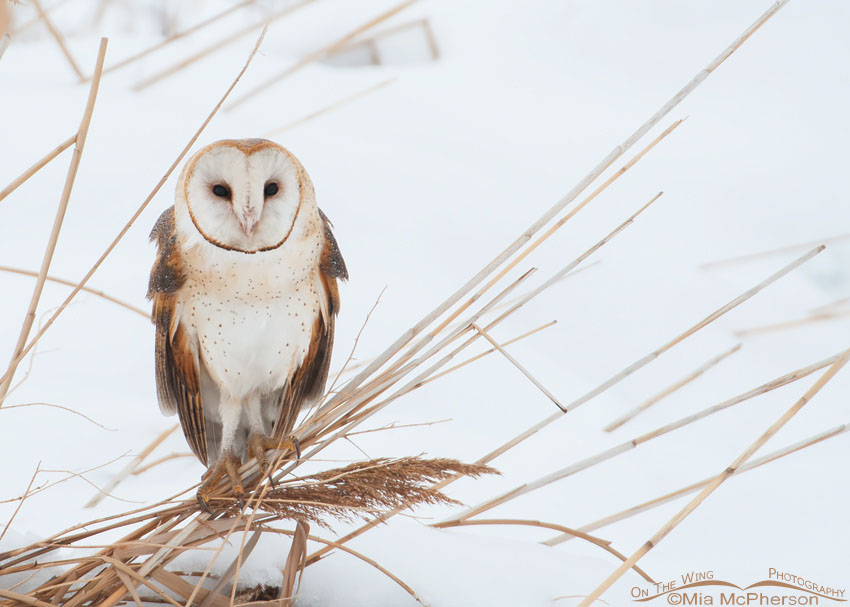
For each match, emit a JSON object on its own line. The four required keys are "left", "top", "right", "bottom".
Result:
{"left": 0, "top": 0, "right": 849, "bottom": 605}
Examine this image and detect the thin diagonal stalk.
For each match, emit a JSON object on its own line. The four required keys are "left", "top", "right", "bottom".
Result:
{"left": 0, "top": 134, "right": 75, "bottom": 204}
{"left": 226, "top": 0, "right": 418, "bottom": 110}
{"left": 604, "top": 343, "right": 741, "bottom": 432}
{"left": 543, "top": 422, "right": 849, "bottom": 546}
{"left": 31, "top": 0, "right": 85, "bottom": 81}
{"left": 578, "top": 347, "right": 850, "bottom": 607}
{"left": 0, "top": 38, "right": 107, "bottom": 403}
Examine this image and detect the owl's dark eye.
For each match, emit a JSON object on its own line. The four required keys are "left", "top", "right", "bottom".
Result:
{"left": 264, "top": 182, "right": 279, "bottom": 197}
{"left": 212, "top": 184, "right": 230, "bottom": 199}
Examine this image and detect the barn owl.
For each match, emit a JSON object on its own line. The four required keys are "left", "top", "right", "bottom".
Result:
{"left": 147, "top": 139, "right": 347, "bottom": 510}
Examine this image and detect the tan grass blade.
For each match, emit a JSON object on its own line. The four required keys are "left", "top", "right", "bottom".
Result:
{"left": 577, "top": 347, "right": 850, "bottom": 607}
{"left": 84, "top": 424, "right": 178, "bottom": 508}
{"left": 701, "top": 231, "right": 850, "bottom": 270}
{"left": 101, "top": 0, "right": 254, "bottom": 76}
{"left": 266, "top": 77, "right": 397, "bottom": 136}
{"left": 434, "top": 518, "right": 655, "bottom": 584}
{"left": 544, "top": 422, "right": 849, "bottom": 546}
{"left": 226, "top": 0, "right": 418, "bottom": 111}
{"left": 0, "top": 135, "right": 77, "bottom": 204}
{"left": 133, "top": 1, "right": 315, "bottom": 91}
{"left": 471, "top": 322, "right": 564, "bottom": 411}
{"left": 735, "top": 309, "right": 850, "bottom": 337}
{"left": 604, "top": 343, "right": 741, "bottom": 432}
{"left": 444, "top": 349, "right": 840, "bottom": 523}
{"left": 30, "top": 0, "right": 85, "bottom": 82}
{"left": 0, "top": 265, "right": 149, "bottom": 319}
{"left": 0, "top": 38, "right": 107, "bottom": 403}
{"left": 0, "top": 29, "right": 269, "bottom": 399}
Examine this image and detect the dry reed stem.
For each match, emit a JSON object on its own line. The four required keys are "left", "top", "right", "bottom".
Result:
{"left": 131, "top": 452, "right": 195, "bottom": 476}
{"left": 471, "top": 322, "right": 564, "bottom": 411}
{"left": 30, "top": 0, "right": 84, "bottom": 82}
{"left": 0, "top": 134, "right": 75, "bottom": 204}
{"left": 735, "top": 309, "right": 850, "bottom": 337}
{"left": 0, "top": 38, "right": 107, "bottom": 404}
{"left": 198, "top": 530, "right": 261, "bottom": 607}
{"left": 701, "top": 231, "right": 850, "bottom": 270}
{"left": 578, "top": 346, "right": 850, "bottom": 606}
{"left": 101, "top": 0, "right": 254, "bottom": 76}
{"left": 543, "top": 422, "right": 849, "bottom": 546}
{"left": 435, "top": 518, "right": 655, "bottom": 584}
{"left": 266, "top": 77, "right": 397, "bottom": 136}
{"left": 0, "top": 265, "right": 149, "bottom": 319}
{"left": 9, "top": 0, "right": 73, "bottom": 37}
{"left": 133, "top": 1, "right": 314, "bottom": 91}
{"left": 0, "top": 29, "right": 269, "bottom": 397}
{"left": 417, "top": 320, "right": 557, "bottom": 388}
{"left": 84, "top": 424, "right": 179, "bottom": 508}
{"left": 0, "top": 34, "right": 8, "bottom": 61}
{"left": 0, "top": 462, "right": 40, "bottom": 543}
{"left": 445, "top": 349, "right": 840, "bottom": 523}
{"left": 278, "top": 520, "right": 308, "bottom": 606}
{"left": 227, "top": 0, "right": 418, "bottom": 110}
{"left": 604, "top": 343, "right": 742, "bottom": 432}
{"left": 329, "top": 17, "right": 439, "bottom": 64}
{"left": 2, "top": 401, "right": 115, "bottom": 431}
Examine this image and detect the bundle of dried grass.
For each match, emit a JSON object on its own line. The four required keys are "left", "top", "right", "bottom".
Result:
{"left": 209, "top": 457, "right": 497, "bottom": 525}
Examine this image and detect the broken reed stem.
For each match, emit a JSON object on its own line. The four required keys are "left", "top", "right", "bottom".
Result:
{"left": 84, "top": 424, "right": 178, "bottom": 508}
{"left": 435, "top": 518, "right": 655, "bottom": 584}
{"left": 30, "top": 0, "right": 85, "bottom": 82}
{"left": 604, "top": 343, "right": 742, "bottom": 432}
{"left": 735, "top": 309, "right": 850, "bottom": 337}
{"left": 544, "top": 422, "right": 850, "bottom": 546}
{"left": 227, "top": 0, "right": 418, "bottom": 110}
{"left": 418, "top": 320, "right": 557, "bottom": 388}
{"left": 0, "top": 38, "right": 107, "bottom": 404}
{"left": 0, "top": 265, "right": 150, "bottom": 319}
{"left": 445, "top": 349, "right": 841, "bottom": 523}
{"left": 701, "top": 231, "right": 850, "bottom": 270}
{"left": 471, "top": 322, "right": 565, "bottom": 412}
{"left": 266, "top": 77, "right": 397, "bottom": 136}
{"left": 0, "top": 29, "right": 269, "bottom": 399}
{"left": 459, "top": 245, "right": 822, "bottom": 479}
{"left": 0, "top": 134, "right": 76, "bottom": 204}
{"left": 101, "top": 0, "right": 254, "bottom": 76}
{"left": 577, "top": 347, "right": 850, "bottom": 607}
{"left": 133, "top": 1, "right": 314, "bottom": 91}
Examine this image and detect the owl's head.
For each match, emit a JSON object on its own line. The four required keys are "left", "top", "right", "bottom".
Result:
{"left": 175, "top": 139, "right": 315, "bottom": 253}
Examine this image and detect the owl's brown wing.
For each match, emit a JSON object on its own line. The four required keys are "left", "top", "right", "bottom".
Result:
{"left": 147, "top": 207, "right": 208, "bottom": 465}
{"left": 273, "top": 210, "right": 348, "bottom": 438}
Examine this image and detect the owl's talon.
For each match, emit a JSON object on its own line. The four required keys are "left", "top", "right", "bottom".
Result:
{"left": 248, "top": 433, "right": 300, "bottom": 485}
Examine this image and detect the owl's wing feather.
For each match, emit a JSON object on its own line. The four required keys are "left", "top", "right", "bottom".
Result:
{"left": 148, "top": 207, "right": 209, "bottom": 466}
{"left": 273, "top": 212, "right": 346, "bottom": 438}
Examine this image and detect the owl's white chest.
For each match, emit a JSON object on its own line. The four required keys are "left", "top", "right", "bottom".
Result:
{"left": 178, "top": 239, "right": 323, "bottom": 399}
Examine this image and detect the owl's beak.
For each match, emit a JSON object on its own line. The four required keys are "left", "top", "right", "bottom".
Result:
{"left": 239, "top": 208, "right": 258, "bottom": 238}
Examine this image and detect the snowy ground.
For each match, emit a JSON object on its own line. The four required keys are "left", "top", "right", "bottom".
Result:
{"left": 1, "top": 1, "right": 849, "bottom": 605}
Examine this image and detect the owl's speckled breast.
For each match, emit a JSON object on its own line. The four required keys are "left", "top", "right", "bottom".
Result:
{"left": 178, "top": 235, "right": 324, "bottom": 399}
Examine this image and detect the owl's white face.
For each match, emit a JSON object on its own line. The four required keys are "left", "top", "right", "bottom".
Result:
{"left": 179, "top": 139, "right": 309, "bottom": 253}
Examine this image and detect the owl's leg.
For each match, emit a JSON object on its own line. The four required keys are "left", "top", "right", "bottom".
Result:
{"left": 245, "top": 396, "right": 300, "bottom": 485}
{"left": 196, "top": 396, "right": 246, "bottom": 512}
